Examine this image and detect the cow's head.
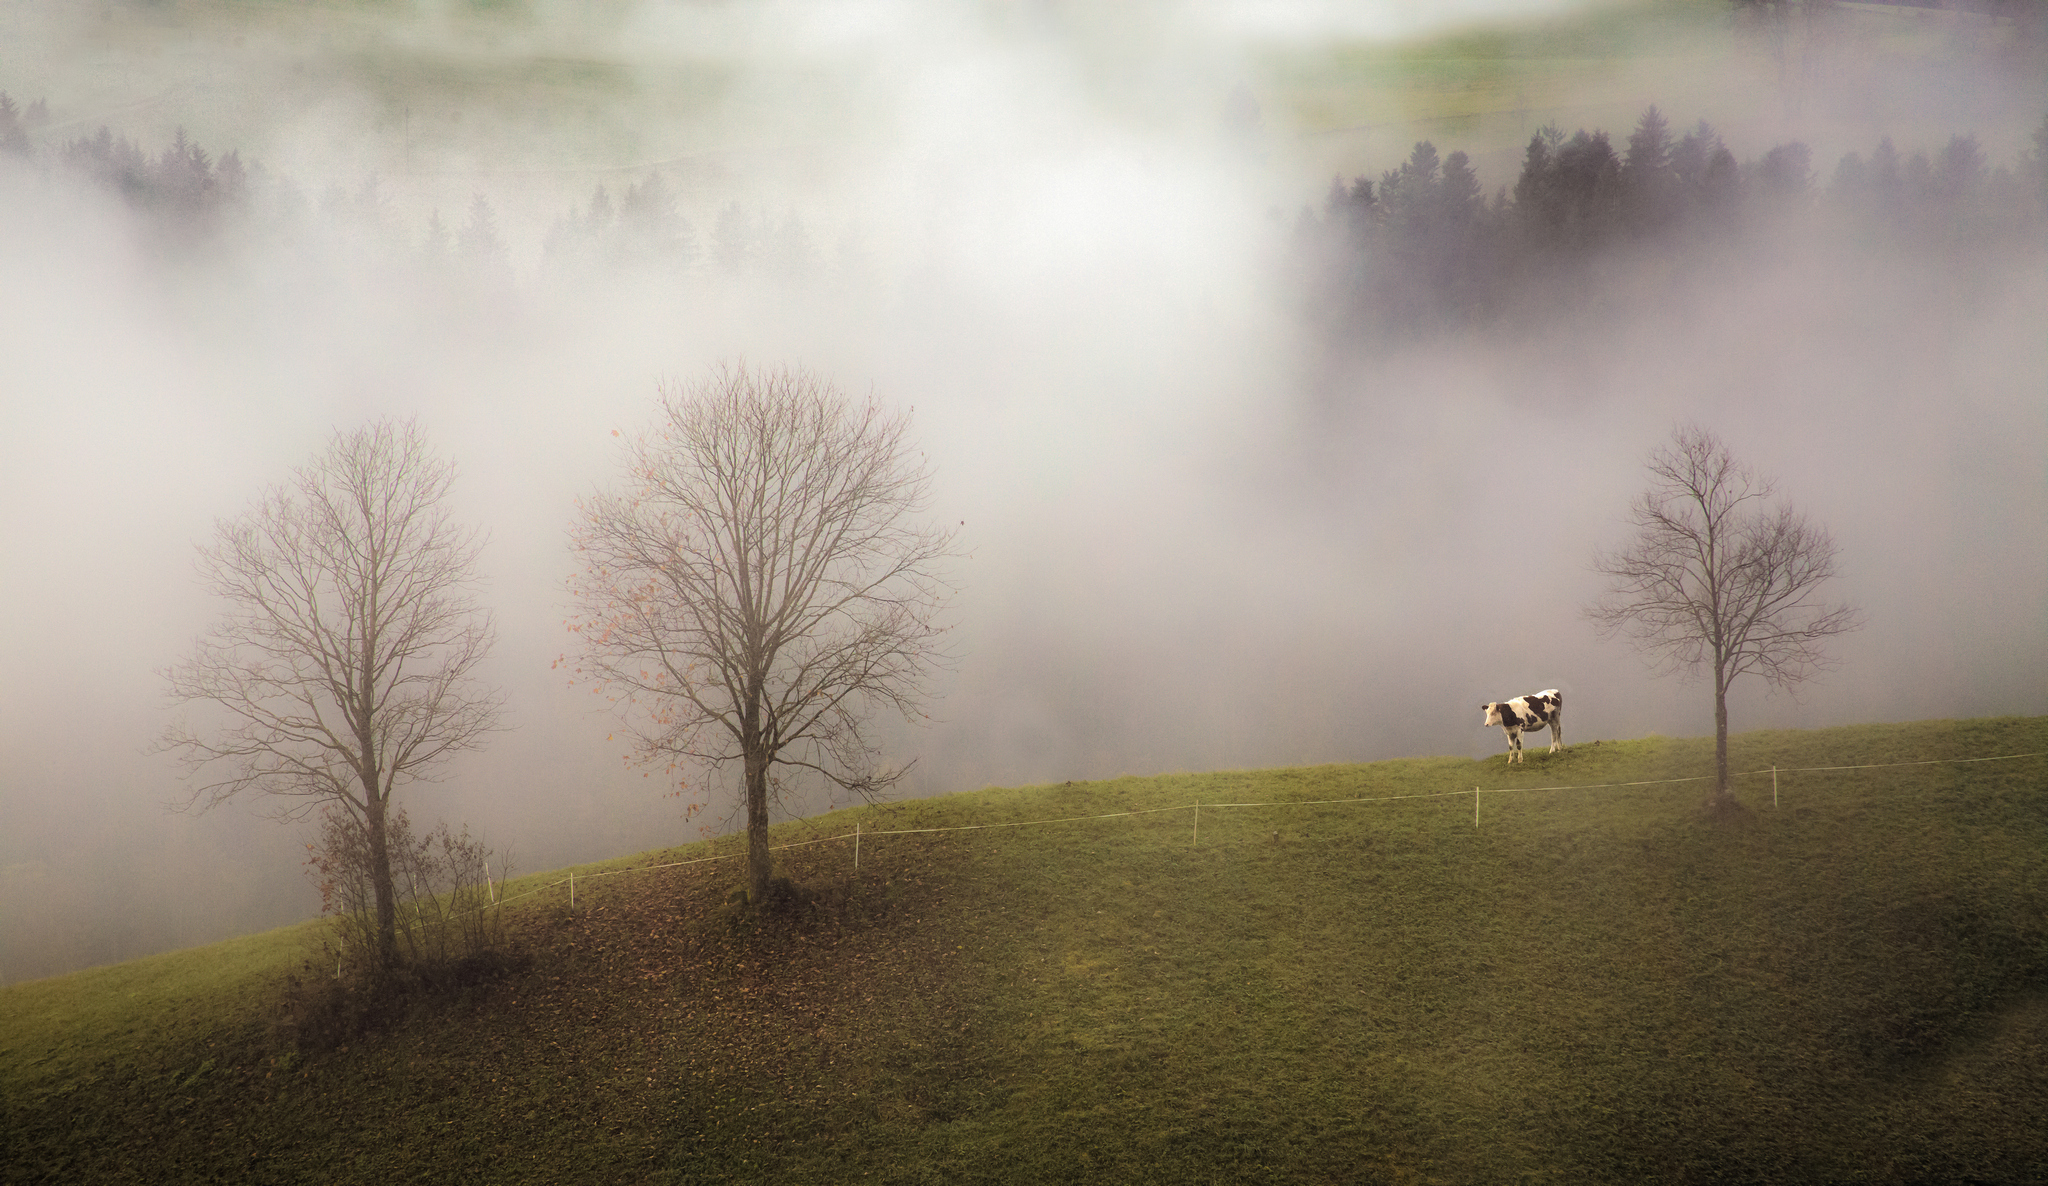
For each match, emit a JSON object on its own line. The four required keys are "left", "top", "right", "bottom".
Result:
{"left": 1481, "top": 702, "right": 1506, "bottom": 728}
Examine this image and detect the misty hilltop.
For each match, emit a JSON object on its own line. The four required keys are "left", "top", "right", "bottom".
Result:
{"left": 5, "top": 717, "right": 2047, "bottom": 1181}
{"left": 0, "top": 0, "right": 2043, "bottom": 988}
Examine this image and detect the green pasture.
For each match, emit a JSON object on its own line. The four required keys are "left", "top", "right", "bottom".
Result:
{"left": 5, "top": 716, "right": 2046, "bottom": 1182}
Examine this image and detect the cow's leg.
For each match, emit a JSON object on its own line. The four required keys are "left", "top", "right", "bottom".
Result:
{"left": 1507, "top": 729, "right": 1523, "bottom": 764}
{"left": 1549, "top": 714, "right": 1563, "bottom": 753}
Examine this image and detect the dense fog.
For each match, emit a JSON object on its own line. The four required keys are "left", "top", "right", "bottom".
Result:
{"left": 2, "top": 0, "right": 2043, "bottom": 983}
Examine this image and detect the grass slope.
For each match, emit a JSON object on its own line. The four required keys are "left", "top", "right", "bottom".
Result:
{"left": 5, "top": 717, "right": 2047, "bottom": 1183}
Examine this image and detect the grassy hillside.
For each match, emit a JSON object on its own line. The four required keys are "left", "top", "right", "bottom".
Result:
{"left": 5, "top": 717, "right": 2047, "bottom": 1183}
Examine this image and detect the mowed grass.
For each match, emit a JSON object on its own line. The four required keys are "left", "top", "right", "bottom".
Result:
{"left": 4, "top": 717, "right": 2047, "bottom": 1183}
{"left": 1256, "top": 3, "right": 1736, "bottom": 160}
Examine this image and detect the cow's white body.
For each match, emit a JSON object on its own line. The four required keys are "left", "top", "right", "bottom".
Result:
{"left": 1481, "top": 689, "right": 1564, "bottom": 763}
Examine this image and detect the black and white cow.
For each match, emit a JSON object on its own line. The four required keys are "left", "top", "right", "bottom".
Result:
{"left": 1481, "top": 689, "right": 1563, "bottom": 764}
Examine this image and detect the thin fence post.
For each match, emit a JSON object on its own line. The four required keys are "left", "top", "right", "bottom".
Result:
{"left": 1475, "top": 787, "right": 1480, "bottom": 827}
{"left": 855, "top": 820, "right": 861, "bottom": 871}
{"left": 569, "top": 870, "right": 575, "bottom": 911}
{"left": 1773, "top": 766, "right": 1779, "bottom": 809}
{"left": 1192, "top": 802, "right": 1200, "bottom": 847}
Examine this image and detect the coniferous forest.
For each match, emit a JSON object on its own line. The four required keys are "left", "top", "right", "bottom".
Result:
{"left": 1290, "top": 106, "right": 2048, "bottom": 346}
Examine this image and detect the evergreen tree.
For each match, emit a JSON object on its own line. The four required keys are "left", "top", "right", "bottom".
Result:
{"left": 1933, "top": 134, "right": 1986, "bottom": 205}
{"left": 1376, "top": 141, "right": 1444, "bottom": 265}
{"left": 1754, "top": 141, "right": 1813, "bottom": 205}
{"left": 1828, "top": 149, "right": 1866, "bottom": 199}
{"left": 587, "top": 184, "right": 616, "bottom": 236}
{"left": 2030, "top": 113, "right": 2048, "bottom": 209}
{"left": 1928, "top": 134, "right": 1992, "bottom": 242}
{"left": 1901, "top": 148, "right": 1934, "bottom": 213}
{"left": 1439, "top": 151, "right": 1482, "bottom": 228}
{"left": 1621, "top": 105, "right": 1675, "bottom": 231}
{"left": 1430, "top": 150, "right": 1489, "bottom": 322}
{"left": 1624, "top": 105, "right": 1672, "bottom": 178}
{"left": 420, "top": 209, "right": 451, "bottom": 265}
{"left": 1866, "top": 136, "right": 1903, "bottom": 223}
{"left": 0, "top": 92, "right": 28, "bottom": 157}
{"left": 713, "top": 202, "right": 761, "bottom": 273}
{"left": 1518, "top": 128, "right": 1621, "bottom": 249}
{"left": 457, "top": 193, "right": 506, "bottom": 272}
{"left": 767, "top": 210, "right": 817, "bottom": 282}
{"left": 618, "top": 171, "right": 697, "bottom": 266}
{"left": 1325, "top": 175, "right": 1375, "bottom": 245}
{"left": 1669, "top": 121, "right": 1721, "bottom": 202}
{"left": 1700, "top": 144, "right": 1741, "bottom": 221}
{"left": 542, "top": 185, "right": 605, "bottom": 264}
{"left": 1827, "top": 148, "right": 1872, "bottom": 227}
{"left": 1559, "top": 130, "right": 1622, "bottom": 233}
{"left": 1667, "top": 122, "right": 1739, "bottom": 228}
{"left": 1512, "top": 127, "right": 1557, "bottom": 218}
{"left": 215, "top": 150, "right": 247, "bottom": 208}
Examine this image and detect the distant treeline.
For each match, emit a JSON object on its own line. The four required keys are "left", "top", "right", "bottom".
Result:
{"left": 1, "top": 88, "right": 511, "bottom": 269}
{"left": 9, "top": 86, "right": 2047, "bottom": 308}
{"left": 538, "top": 173, "right": 831, "bottom": 283}
{"left": 0, "top": 88, "right": 835, "bottom": 286}
{"left": 1291, "top": 106, "right": 2048, "bottom": 343}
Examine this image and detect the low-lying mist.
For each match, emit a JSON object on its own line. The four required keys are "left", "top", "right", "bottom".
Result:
{"left": 2, "top": 0, "right": 2042, "bottom": 983}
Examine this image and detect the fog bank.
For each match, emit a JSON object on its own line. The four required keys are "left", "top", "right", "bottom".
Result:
{"left": 2, "top": 0, "right": 2043, "bottom": 983}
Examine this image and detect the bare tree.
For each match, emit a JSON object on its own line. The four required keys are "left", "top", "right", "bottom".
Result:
{"left": 159, "top": 420, "right": 501, "bottom": 969}
{"left": 1587, "top": 424, "right": 1862, "bottom": 809}
{"left": 567, "top": 363, "right": 957, "bottom": 906}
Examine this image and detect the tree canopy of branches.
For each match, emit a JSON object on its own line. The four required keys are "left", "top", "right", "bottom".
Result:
{"left": 567, "top": 364, "right": 956, "bottom": 907}
{"left": 1586, "top": 425, "right": 1863, "bottom": 808}
{"left": 159, "top": 420, "right": 501, "bottom": 968}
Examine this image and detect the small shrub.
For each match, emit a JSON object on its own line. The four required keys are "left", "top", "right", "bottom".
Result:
{"left": 301, "top": 807, "right": 514, "bottom": 989}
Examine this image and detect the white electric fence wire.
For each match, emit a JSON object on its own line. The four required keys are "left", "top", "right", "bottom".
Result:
{"left": 469, "top": 749, "right": 2047, "bottom": 911}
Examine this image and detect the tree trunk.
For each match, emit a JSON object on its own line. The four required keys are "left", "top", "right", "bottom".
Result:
{"left": 366, "top": 792, "right": 398, "bottom": 972}
{"left": 361, "top": 569, "right": 396, "bottom": 970}
{"left": 744, "top": 746, "right": 772, "bottom": 905}
{"left": 1711, "top": 663, "right": 1734, "bottom": 808}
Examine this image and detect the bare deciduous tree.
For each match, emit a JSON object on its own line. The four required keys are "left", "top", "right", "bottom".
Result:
{"left": 159, "top": 420, "right": 501, "bottom": 968}
{"left": 1587, "top": 424, "right": 1862, "bottom": 809}
{"left": 566, "top": 363, "right": 957, "bottom": 906}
